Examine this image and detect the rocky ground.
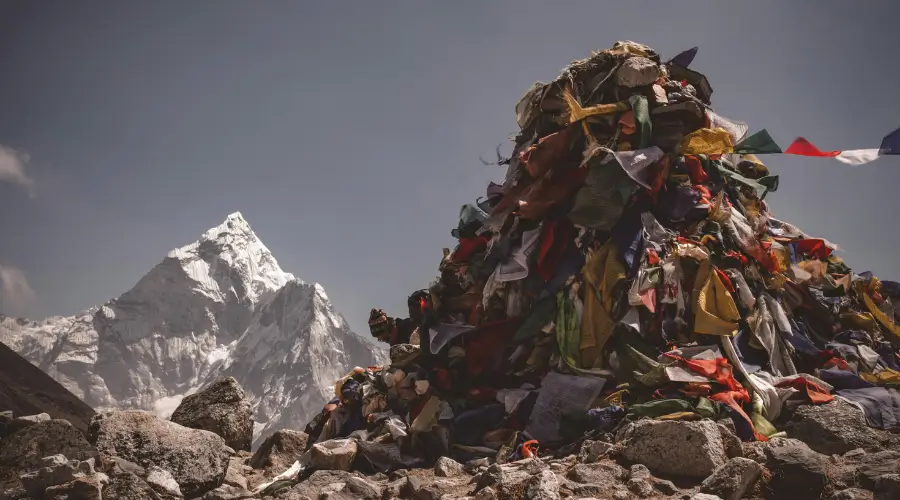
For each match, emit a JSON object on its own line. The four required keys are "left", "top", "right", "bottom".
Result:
{"left": 2, "top": 378, "right": 898, "bottom": 500}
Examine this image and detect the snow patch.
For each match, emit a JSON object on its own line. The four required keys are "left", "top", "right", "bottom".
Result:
{"left": 153, "top": 395, "right": 185, "bottom": 419}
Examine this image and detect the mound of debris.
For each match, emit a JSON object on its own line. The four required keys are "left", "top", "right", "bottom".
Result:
{"left": 268, "top": 40, "right": 900, "bottom": 496}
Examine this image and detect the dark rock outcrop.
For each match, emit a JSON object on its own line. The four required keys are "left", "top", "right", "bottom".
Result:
{"left": 249, "top": 429, "right": 308, "bottom": 473}
{"left": 0, "top": 341, "right": 96, "bottom": 433}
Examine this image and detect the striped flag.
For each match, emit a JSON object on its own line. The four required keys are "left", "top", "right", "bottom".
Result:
{"left": 784, "top": 127, "right": 900, "bottom": 165}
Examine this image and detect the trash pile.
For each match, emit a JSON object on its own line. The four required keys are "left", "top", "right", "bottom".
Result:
{"left": 299, "top": 40, "right": 900, "bottom": 478}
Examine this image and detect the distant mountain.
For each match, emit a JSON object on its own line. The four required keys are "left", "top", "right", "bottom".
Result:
{"left": 0, "top": 212, "right": 385, "bottom": 445}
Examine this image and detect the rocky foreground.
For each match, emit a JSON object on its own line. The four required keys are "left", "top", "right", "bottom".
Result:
{"left": 1, "top": 377, "right": 898, "bottom": 500}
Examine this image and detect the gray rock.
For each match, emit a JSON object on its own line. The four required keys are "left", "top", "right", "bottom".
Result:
{"left": 691, "top": 494, "right": 723, "bottom": 500}
{"left": 435, "top": 456, "right": 465, "bottom": 477}
{"left": 628, "top": 464, "right": 650, "bottom": 480}
{"left": 249, "top": 430, "right": 308, "bottom": 472}
{"left": 849, "top": 450, "right": 900, "bottom": 489}
{"left": 88, "top": 410, "right": 231, "bottom": 498}
{"left": 17, "top": 413, "right": 51, "bottom": 424}
{"left": 103, "top": 456, "right": 148, "bottom": 477}
{"left": 717, "top": 424, "right": 743, "bottom": 459}
{"left": 765, "top": 438, "right": 828, "bottom": 499}
{"left": 699, "top": 457, "right": 762, "bottom": 500}
{"left": 310, "top": 439, "right": 357, "bottom": 472}
{"left": 0, "top": 419, "right": 96, "bottom": 471}
{"left": 103, "top": 471, "right": 170, "bottom": 500}
{"left": 282, "top": 470, "right": 351, "bottom": 500}
{"left": 567, "top": 462, "right": 628, "bottom": 484}
{"left": 875, "top": 474, "right": 900, "bottom": 500}
{"left": 43, "top": 475, "right": 105, "bottom": 500}
{"left": 571, "top": 483, "right": 605, "bottom": 496}
{"left": 474, "top": 486, "right": 498, "bottom": 500}
{"left": 626, "top": 477, "right": 654, "bottom": 498}
{"left": 523, "top": 470, "right": 560, "bottom": 500}
{"left": 2, "top": 413, "right": 52, "bottom": 438}
{"left": 621, "top": 420, "right": 727, "bottom": 478}
{"left": 785, "top": 399, "right": 897, "bottom": 455}
{"left": 741, "top": 441, "right": 768, "bottom": 464}
{"left": 200, "top": 484, "right": 257, "bottom": 500}
{"left": 171, "top": 377, "right": 254, "bottom": 453}
{"left": 19, "top": 455, "right": 78, "bottom": 498}
{"left": 344, "top": 476, "right": 381, "bottom": 499}
{"left": 578, "top": 441, "right": 615, "bottom": 463}
{"left": 652, "top": 477, "right": 678, "bottom": 495}
{"left": 826, "top": 489, "right": 874, "bottom": 500}
{"left": 613, "top": 486, "right": 631, "bottom": 500}
{"left": 147, "top": 466, "right": 184, "bottom": 498}
{"left": 224, "top": 457, "right": 248, "bottom": 490}
{"left": 382, "top": 478, "right": 406, "bottom": 499}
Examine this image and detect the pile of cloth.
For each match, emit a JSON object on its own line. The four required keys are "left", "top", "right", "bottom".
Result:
{"left": 303, "top": 41, "right": 900, "bottom": 473}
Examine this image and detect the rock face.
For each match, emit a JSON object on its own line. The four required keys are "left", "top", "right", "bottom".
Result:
{"left": 88, "top": 410, "right": 231, "bottom": 498}
{"left": 785, "top": 399, "right": 898, "bottom": 455}
{"left": 171, "top": 377, "right": 253, "bottom": 452}
{"left": 620, "top": 420, "right": 728, "bottom": 478}
{"left": 0, "top": 340, "right": 96, "bottom": 433}
{"left": 249, "top": 429, "right": 308, "bottom": 473}
{"left": 0, "top": 213, "right": 385, "bottom": 447}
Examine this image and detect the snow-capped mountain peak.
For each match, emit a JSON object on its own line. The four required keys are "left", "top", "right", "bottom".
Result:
{"left": 0, "top": 213, "right": 385, "bottom": 446}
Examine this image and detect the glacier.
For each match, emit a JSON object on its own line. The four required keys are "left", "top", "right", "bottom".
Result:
{"left": 0, "top": 212, "right": 386, "bottom": 445}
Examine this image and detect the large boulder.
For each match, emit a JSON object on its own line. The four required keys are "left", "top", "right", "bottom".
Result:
{"left": 171, "top": 377, "right": 254, "bottom": 452}
{"left": 764, "top": 438, "right": 829, "bottom": 499}
{"left": 249, "top": 429, "right": 308, "bottom": 473}
{"left": 88, "top": 410, "right": 232, "bottom": 498}
{"left": 0, "top": 419, "right": 96, "bottom": 471}
{"left": 784, "top": 400, "right": 898, "bottom": 455}
{"left": 103, "top": 471, "right": 174, "bottom": 500}
{"left": 620, "top": 420, "right": 728, "bottom": 478}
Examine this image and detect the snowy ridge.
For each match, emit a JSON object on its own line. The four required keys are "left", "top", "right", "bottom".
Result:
{"left": 0, "top": 212, "right": 385, "bottom": 446}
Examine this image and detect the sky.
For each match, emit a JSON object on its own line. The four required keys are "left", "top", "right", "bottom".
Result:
{"left": 0, "top": 1, "right": 898, "bottom": 336}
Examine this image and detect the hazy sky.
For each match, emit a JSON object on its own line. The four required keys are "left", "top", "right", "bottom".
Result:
{"left": 1, "top": 1, "right": 898, "bottom": 336}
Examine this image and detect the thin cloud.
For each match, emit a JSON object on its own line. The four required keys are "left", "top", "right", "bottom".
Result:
{"left": 0, "top": 145, "right": 35, "bottom": 196}
{"left": 0, "top": 264, "right": 37, "bottom": 318}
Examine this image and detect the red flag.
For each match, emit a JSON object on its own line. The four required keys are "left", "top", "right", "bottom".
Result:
{"left": 784, "top": 137, "right": 840, "bottom": 158}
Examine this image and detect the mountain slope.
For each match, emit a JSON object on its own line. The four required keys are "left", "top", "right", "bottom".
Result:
{"left": 0, "top": 212, "right": 385, "bottom": 444}
{"left": 0, "top": 339, "right": 96, "bottom": 433}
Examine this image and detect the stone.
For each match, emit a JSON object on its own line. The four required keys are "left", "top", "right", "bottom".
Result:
{"left": 577, "top": 441, "right": 615, "bottom": 463}
{"left": 567, "top": 462, "right": 628, "bottom": 484}
{"left": 44, "top": 475, "right": 105, "bottom": 500}
{"left": 382, "top": 477, "right": 406, "bottom": 499}
{"left": 765, "top": 438, "right": 828, "bottom": 499}
{"left": 18, "top": 455, "right": 78, "bottom": 498}
{"left": 0, "top": 419, "right": 96, "bottom": 471}
{"left": 620, "top": 420, "right": 727, "bottom": 478}
{"left": 280, "top": 470, "right": 351, "bottom": 500}
{"left": 612, "top": 488, "right": 630, "bottom": 500}
{"left": 310, "top": 439, "right": 357, "bottom": 472}
{"left": 626, "top": 477, "right": 654, "bottom": 498}
{"left": 875, "top": 474, "right": 900, "bottom": 500}
{"left": 717, "top": 424, "right": 743, "bottom": 459}
{"left": 171, "top": 377, "right": 254, "bottom": 452}
{"left": 103, "top": 471, "right": 168, "bottom": 500}
{"left": 523, "top": 470, "right": 560, "bottom": 500}
{"left": 652, "top": 478, "right": 679, "bottom": 495}
{"left": 147, "top": 466, "right": 184, "bottom": 498}
{"left": 785, "top": 399, "right": 898, "bottom": 455}
{"left": 474, "top": 486, "right": 498, "bottom": 500}
{"left": 572, "top": 483, "right": 605, "bottom": 496}
{"left": 699, "top": 457, "right": 763, "bottom": 500}
{"left": 826, "top": 489, "right": 874, "bottom": 500}
{"left": 249, "top": 429, "right": 308, "bottom": 472}
{"left": 741, "top": 441, "right": 768, "bottom": 464}
{"left": 200, "top": 484, "right": 257, "bottom": 500}
{"left": 849, "top": 450, "right": 900, "bottom": 489}
{"left": 223, "top": 457, "right": 249, "bottom": 489}
{"left": 628, "top": 464, "right": 650, "bottom": 480}
{"left": 88, "top": 410, "right": 231, "bottom": 498}
{"left": 344, "top": 476, "right": 381, "bottom": 499}
{"left": 691, "top": 494, "right": 724, "bottom": 500}
{"left": 435, "top": 456, "right": 465, "bottom": 477}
